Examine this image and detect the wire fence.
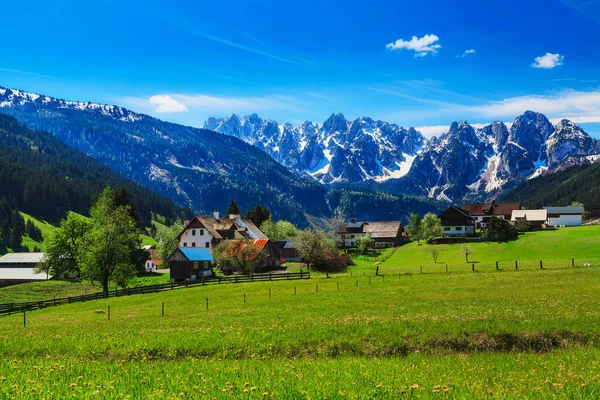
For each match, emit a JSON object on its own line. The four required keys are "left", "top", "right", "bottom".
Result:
{"left": 0, "top": 271, "right": 311, "bottom": 316}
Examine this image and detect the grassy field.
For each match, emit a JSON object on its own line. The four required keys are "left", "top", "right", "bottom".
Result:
{"left": 0, "top": 263, "right": 599, "bottom": 398}
{"left": 378, "top": 225, "right": 600, "bottom": 270}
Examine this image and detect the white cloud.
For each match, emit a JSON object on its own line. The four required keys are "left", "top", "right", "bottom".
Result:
{"left": 149, "top": 95, "right": 189, "bottom": 113}
{"left": 122, "top": 92, "right": 305, "bottom": 116}
{"left": 385, "top": 34, "right": 441, "bottom": 57}
{"left": 531, "top": 53, "right": 564, "bottom": 69}
{"left": 463, "top": 89, "right": 600, "bottom": 119}
{"left": 457, "top": 49, "right": 476, "bottom": 58}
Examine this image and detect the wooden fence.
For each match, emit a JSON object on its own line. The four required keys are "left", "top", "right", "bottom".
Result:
{"left": 0, "top": 271, "right": 311, "bottom": 316}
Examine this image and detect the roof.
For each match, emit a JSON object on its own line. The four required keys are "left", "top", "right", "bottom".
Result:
{"left": 0, "top": 268, "right": 50, "bottom": 281}
{"left": 0, "top": 252, "right": 45, "bottom": 264}
{"left": 511, "top": 209, "right": 548, "bottom": 222}
{"left": 439, "top": 206, "right": 473, "bottom": 220}
{"left": 362, "top": 221, "right": 402, "bottom": 235}
{"left": 178, "top": 248, "right": 214, "bottom": 262}
{"left": 346, "top": 221, "right": 364, "bottom": 229}
{"left": 177, "top": 216, "right": 268, "bottom": 241}
{"left": 462, "top": 202, "right": 521, "bottom": 216}
{"left": 222, "top": 239, "right": 270, "bottom": 260}
{"left": 543, "top": 206, "right": 585, "bottom": 214}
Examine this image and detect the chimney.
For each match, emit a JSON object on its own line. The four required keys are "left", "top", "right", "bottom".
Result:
{"left": 229, "top": 214, "right": 241, "bottom": 220}
{"left": 213, "top": 210, "right": 219, "bottom": 219}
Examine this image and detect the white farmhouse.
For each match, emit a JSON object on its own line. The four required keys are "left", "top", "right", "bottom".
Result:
{"left": 543, "top": 206, "right": 584, "bottom": 226}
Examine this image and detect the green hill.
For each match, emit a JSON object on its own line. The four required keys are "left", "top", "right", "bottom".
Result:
{"left": 500, "top": 163, "right": 600, "bottom": 210}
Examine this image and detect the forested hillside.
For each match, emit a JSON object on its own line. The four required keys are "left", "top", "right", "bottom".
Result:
{"left": 0, "top": 114, "right": 192, "bottom": 231}
{"left": 501, "top": 163, "right": 600, "bottom": 210}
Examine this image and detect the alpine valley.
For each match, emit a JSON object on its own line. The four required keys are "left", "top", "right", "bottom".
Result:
{"left": 206, "top": 112, "right": 600, "bottom": 202}
{"left": 0, "top": 86, "right": 443, "bottom": 226}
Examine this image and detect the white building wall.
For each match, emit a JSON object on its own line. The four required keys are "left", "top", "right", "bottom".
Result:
{"left": 547, "top": 215, "right": 582, "bottom": 227}
{"left": 441, "top": 226, "right": 474, "bottom": 237}
{"left": 180, "top": 228, "right": 215, "bottom": 251}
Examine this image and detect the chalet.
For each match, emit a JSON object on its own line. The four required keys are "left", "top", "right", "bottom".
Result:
{"left": 511, "top": 209, "right": 548, "bottom": 231}
{"left": 0, "top": 252, "right": 50, "bottom": 286}
{"left": 177, "top": 211, "right": 267, "bottom": 252}
{"left": 462, "top": 201, "right": 521, "bottom": 229}
{"left": 274, "top": 240, "right": 301, "bottom": 262}
{"left": 336, "top": 219, "right": 403, "bottom": 248}
{"left": 543, "top": 206, "right": 584, "bottom": 226}
{"left": 219, "top": 239, "right": 281, "bottom": 274}
{"left": 142, "top": 245, "right": 163, "bottom": 272}
{"left": 438, "top": 206, "right": 476, "bottom": 237}
{"left": 167, "top": 247, "right": 214, "bottom": 282}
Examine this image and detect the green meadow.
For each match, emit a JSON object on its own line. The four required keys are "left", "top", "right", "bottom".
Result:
{"left": 0, "top": 225, "right": 599, "bottom": 398}
{"left": 1, "top": 262, "right": 600, "bottom": 397}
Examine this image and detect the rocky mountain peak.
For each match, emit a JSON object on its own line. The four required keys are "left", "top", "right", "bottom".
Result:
{"left": 322, "top": 113, "right": 348, "bottom": 132}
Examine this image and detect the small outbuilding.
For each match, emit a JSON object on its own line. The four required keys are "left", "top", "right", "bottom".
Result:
{"left": 0, "top": 252, "right": 50, "bottom": 286}
{"left": 167, "top": 247, "right": 214, "bottom": 282}
{"left": 274, "top": 240, "right": 301, "bottom": 262}
{"left": 511, "top": 209, "right": 548, "bottom": 231}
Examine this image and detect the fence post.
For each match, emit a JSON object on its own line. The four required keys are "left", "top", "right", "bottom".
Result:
{"left": 206, "top": 297, "right": 209, "bottom": 311}
{"left": 316, "top": 284, "right": 318, "bottom": 293}
{"left": 269, "top": 288, "right": 272, "bottom": 299}
{"left": 81, "top": 294, "right": 84, "bottom": 303}
{"left": 244, "top": 293, "right": 246, "bottom": 303}
{"left": 472, "top": 263, "right": 475, "bottom": 272}
{"left": 185, "top": 280, "right": 188, "bottom": 288}
{"left": 369, "top": 276, "right": 371, "bottom": 285}
{"left": 540, "top": 260, "right": 543, "bottom": 269}
{"left": 337, "top": 281, "right": 339, "bottom": 290}
{"left": 326, "top": 271, "right": 329, "bottom": 279}
{"left": 515, "top": 261, "right": 518, "bottom": 270}
{"left": 420, "top": 265, "right": 423, "bottom": 274}
{"left": 23, "top": 309, "right": 26, "bottom": 327}
{"left": 572, "top": 258, "right": 575, "bottom": 267}
{"left": 375, "top": 266, "right": 379, "bottom": 276}
{"left": 162, "top": 302, "right": 164, "bottom": 317}
{"left": 294, "top": 286, "right": 297, "bottom": 296}
{"left": 496, "top": 261, "right": 499, "bottom": 270}
{"left": 446, "top": 264, "right": 448, "bottom": 273}
{"left": 300, "top": 270, "right": 303, "bottom": 279}
{"left": 382, "top": 274, "right": 385, "bottom": 282}
{"left": 356, "top": 279, "right": 358, "bottom": 287}
{"left": 155, "top": 284, "right": 158, "bottom": 292}
{"left": 108, "top": 305, "right": 110, "bottom": 321}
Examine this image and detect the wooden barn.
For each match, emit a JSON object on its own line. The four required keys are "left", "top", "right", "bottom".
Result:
{"left": 167, "top": 247, "right": 214, "bottom": 282}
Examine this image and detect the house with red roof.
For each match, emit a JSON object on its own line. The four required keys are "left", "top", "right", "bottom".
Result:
{"left": 218, "top": 238, "right": 281, "bottom": 274}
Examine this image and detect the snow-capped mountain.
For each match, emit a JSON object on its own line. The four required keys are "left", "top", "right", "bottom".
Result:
{"left": 386, "top": 111, "right": 600, "bottom": 201}
{"left": 205, "top": 113, "right": 425, "bottom": 184}
{"left": 207, "top": 111, "right": 600, "bottom": 202}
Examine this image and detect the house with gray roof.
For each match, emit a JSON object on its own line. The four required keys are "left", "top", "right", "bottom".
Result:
{"left": 0, "top": 252, "right": 51, "bottom": 286}
{"left": 336, "top": 219, "right": 404, "bottom": 248}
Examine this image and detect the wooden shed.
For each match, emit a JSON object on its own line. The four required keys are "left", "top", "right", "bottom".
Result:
{"left": 167, "top": 247, "right": 215, "bottom": 282}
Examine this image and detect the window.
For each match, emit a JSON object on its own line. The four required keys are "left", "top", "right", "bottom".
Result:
{"left": 444, "top": 227, "right": 450, "bottom": 231}
{"left": 193, "top": 262, "right": 199, "bottom": 269}
{"left": 192, "top": 242, "right": 196, "bottom": 247}
{"left": 456, "top": 227, "right": 462, "bottom": 231}
{"left": 351, "top": 235, "right": 355, "bottom": 239}
{"left": 200, "top": 229, "right": 204, "bottom": 235}
{"left": 192, "top": 230, "right": 196, "bottom": 236}
{"left": 205, "top": 242, "right": 210, "bottom": 249}
{"left": 183, "top": 242, "right": 188, "bottom": 247}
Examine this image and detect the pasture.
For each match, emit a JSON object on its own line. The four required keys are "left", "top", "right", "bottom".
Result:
{"left": 1, "top": 261, "right": 600, "bottom": 398}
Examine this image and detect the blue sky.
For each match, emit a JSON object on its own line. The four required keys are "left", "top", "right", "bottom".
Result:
{"left": 2, "top": 0, "right": 600, "bottom": 138}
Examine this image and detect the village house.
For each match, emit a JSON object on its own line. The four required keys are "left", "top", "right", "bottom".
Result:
{"left": 219, "top": 239, "right": 281, "bottom": 274}
{"left": 167, "top": 247, "right": 214, "bottom": 282}
{"left": 438, "top": 206, "right": 476, "bottom": 237}
{"left": 511, "top": 209, "right": 548, "bottom": 231}
{"left": 142, "top": 245, "right": 163, "bottom": 272}
{"left": 336, "top": 219, "right": 404, "bottom": 248}
{"left": 177, "top": 211, "right": 267, "bottom": 251}
{"left": 543, "top": 206, "right": 584, "bottom": 226}
{"left": 0, "top": 252, "right": 50, "bottom": 286}
{"left": 462, "top": 201, "right": 521, "bottom": 229}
